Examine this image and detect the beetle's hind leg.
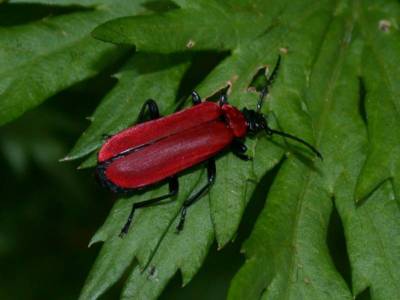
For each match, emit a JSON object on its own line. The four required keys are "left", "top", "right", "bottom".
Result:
{"left": 176, "top": 158, "right": 216, "bottom": 232}
{"left": 119, "top": 177, "right": 179, "bottom": 237}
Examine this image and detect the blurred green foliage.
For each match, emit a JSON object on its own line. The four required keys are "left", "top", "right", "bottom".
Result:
{"left": 0, "top": 75, "right": 113, "bottom": 299}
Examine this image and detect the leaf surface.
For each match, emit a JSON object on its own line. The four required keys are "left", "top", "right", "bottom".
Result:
{"left": 354, "top": 0, "right": 400, "bottom": 202}
{"left": 230, "top": 1, "right": 400, "bottom": 299}
{"left": 0, "top": 0, "right": 147, "bottom": 126}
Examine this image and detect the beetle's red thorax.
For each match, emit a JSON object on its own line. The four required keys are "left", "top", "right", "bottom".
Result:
{"left": 221, "top": 104, "right": 247, "bottom": 138}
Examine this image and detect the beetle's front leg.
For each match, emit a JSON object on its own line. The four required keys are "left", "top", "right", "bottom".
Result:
{"left": 232, "top": 139, "right": 252, "bottom": 161}
{"left": 176, "top": 158, "right": 216, "bottom": 232}
{"left": 137, "top": 99, "right": 160, "bottom": 122}
{"left": 101, "top": 99, "right": 160, "bottom": 140}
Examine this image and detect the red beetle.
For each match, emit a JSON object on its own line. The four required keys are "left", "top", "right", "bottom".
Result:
{"left": 96, "top": 59, "right": 321, "bottom": 237}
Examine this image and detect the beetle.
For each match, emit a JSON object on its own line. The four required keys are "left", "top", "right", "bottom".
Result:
{"left": 96, "top": 57, "right": 321, "bottom": 237}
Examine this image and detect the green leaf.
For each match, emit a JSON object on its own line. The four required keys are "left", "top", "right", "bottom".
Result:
{"left": 230, "top": 1, "right": 400, "bottom": 299}
{"left": 92, "top": 0, "right": 284, "bottom": 53}
{"left": 229, "top": 158, "right": 352, "bottom": 300}
{"left": 0, "top": 0, "right": 148, "bottom": 126}
{"left": 6, "top": 0, "right": 395, "bottom": 299}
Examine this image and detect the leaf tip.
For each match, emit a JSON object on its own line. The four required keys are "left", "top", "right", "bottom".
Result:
{"left": 216, "top": 238, "right": 232, "bottom": 251}
{"left": 88, "top": 234, "right": 104, "bottom": 247}
{"left": 111, "top": 73, "right": 122, "bottom": 80}
{"left": 355, "top": 168, "right": 390, "bottom": 206}
{"left": 180, "top": 272, "right": 192, "bottom": 287}
{"left": 91, "top": 22, "right": 118, "bottom": 44}
{"left": 91, "top": 18, "right": 132, "bottom": 46}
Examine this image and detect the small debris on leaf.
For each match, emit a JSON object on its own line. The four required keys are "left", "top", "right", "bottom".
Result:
{"left": 186, "top": 39, "right": 196, "bottom": 48}
{"left": 279, "top": 47, "right": 288, "bottom": 54}
{"left": 379, "top": 19, "right": 391, "bottom": 32}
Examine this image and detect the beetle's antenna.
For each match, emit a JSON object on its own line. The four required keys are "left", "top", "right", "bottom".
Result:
{"left": 266, "top": 127, "right": 323, "bottom": 160}
{"left": 257, "top": 55, "right": 282, "bottom": 112}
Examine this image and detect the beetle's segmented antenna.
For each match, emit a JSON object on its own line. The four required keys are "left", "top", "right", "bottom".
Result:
{"left": 266, "top": 128, "right": 323, "bottom": 160}
{"left": 257, "top": 55, "right": 282, "bottom": 112}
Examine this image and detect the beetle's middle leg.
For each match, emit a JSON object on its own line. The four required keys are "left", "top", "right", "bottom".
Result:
{"left": 119, "top": 177, "right": 179, "bottom": 237}
{"left": 176, "top": 158, "right": 216, "bottom": 232}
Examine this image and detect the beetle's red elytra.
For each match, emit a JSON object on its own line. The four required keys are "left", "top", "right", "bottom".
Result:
{"left": 99, "top": 102, "right": 246, "bottom": 190}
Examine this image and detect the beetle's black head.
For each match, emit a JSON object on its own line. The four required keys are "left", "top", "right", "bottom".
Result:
{"left": 242, "top": 108, "right": 268, "bottom": 135}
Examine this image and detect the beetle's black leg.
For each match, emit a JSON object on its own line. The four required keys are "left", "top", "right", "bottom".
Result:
{"left": 119, "top": 177, "right": 179, "bottom": 237}
{"left": 232, "top": 139, "right": 252, "bottom": 161}
{"left": 191, "top": 91, "right": 202, "bottom": 105}
{"left": 138, "top": 99, "right": 160, "bottom": 122}
{"left": 257, "top": 55, "right": 281, "bottom": 111}
{"left": 176, "top": 158, "right": 216, "bottom": 232}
